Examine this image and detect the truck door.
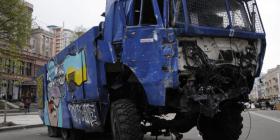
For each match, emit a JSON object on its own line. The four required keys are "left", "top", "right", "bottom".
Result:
{"left": 122, "top": 0, "right": 179, "bottom": 106}
{"left": 123, "top": 0, "right": 164, "bottom": 63}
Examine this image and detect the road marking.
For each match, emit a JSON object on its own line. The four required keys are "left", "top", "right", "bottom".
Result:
{"left": 250, "top": 112, "right": 280, "bottom": 123}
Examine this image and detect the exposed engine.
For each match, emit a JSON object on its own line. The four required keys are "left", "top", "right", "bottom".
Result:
{"left": 178, "top": 37, "right": 262, "bottom": 116}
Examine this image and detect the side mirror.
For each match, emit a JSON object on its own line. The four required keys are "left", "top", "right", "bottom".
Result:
{"left": 101, "top": 12, "right": 105, "bottom": 17}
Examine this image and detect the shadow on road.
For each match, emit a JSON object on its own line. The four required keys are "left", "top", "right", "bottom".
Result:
{"left": 85, "top": 133, "right": 112, "bottom": 140}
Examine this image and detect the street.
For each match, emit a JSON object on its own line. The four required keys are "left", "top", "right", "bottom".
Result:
{"left": 0, "top": 110, "right": 280, "bottom": 140}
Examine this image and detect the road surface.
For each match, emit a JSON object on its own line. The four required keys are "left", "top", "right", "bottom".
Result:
{"left": 0, "top": 110, "right": 280, "bottom": 140}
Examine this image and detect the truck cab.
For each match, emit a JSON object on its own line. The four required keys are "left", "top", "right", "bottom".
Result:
{"left": 102, "top": 0, "right": 265, "bottom": 109}
{"left": 102, "top": 0, "right": 266, "bottom": 139}
{"left": 38, "top": 0, "right": 266, "bottom": 140}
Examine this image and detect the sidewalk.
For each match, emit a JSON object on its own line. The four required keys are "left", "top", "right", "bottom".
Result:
{"left": 0, "top": 102, "right": 38, "bottom": 114}
{"left": 0, "top": 113, "right": 43, "bottom": 132}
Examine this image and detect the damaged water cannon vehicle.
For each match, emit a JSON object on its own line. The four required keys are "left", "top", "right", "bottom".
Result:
{"left": 36, "top": 0, "right": 266, "bottom": 140}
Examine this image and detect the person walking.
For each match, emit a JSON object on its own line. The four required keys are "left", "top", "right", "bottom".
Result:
{"left": 23, "top": 92, "right": 31, "bottom": 114}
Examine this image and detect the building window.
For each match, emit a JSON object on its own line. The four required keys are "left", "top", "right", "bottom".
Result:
{"left": 0, "top": 57, "right": 4, "bottom": 73}
{"left": 19, "top": 61, "right": 24, "bottom": 75}
{"left": 26, "top": 62, "right": 32, "bottom": 76}
{"left": 5, "top": 59, "right": 10, "bottom": 73}
{"left": 11, "top": 60, "right": 15, "bottom": 74}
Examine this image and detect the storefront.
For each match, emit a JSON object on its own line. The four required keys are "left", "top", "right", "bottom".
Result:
{"left": 21, "top": 81, "right": 37, "bottom": 102}
{"left": 0, "top": 79, "right": 36, "bottom": 102}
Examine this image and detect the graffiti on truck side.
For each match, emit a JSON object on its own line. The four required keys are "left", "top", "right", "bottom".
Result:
{"left": 46, "top": 50, "right": 88, "bottom": 127}
{"left": 68, "top": 103, "right": 101, "bottom": 128}
{"left": 64, "top": 50, "right": 87, "bottom": 92}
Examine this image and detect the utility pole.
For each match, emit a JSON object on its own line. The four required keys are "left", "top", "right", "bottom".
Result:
{"left": 278, "top": 73, "right": 280, "bottom": 99}
{"left": 3, "top": 90, "right": 8, "bottom": 124}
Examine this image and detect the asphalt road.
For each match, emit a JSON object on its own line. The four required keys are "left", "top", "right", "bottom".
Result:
{"left": 1, "top": 110, "right": 280, "bottom": 140}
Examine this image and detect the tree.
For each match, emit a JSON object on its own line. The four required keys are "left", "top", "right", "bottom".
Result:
{"left": 69, "top": 26, "right": 88, "bottom": 43}
{"left": 0, "top": 45, "right": 26, "bottom": 125}
{"left": 0, "top": 0, "right": 32, "bottom": 125}
{"left": 0, "top": 0, "right": 32, "bottom": 48}
{"left": 74, "top": 25, "right": 87, "bottom": 37}
{"left": 0, "top": 0, "right": 31, "bottom": 95}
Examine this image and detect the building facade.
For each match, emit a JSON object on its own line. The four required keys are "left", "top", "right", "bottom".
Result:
{"left": 48, "top": 25, "right": 75, "bottom": 56}
{"left": 0, "top": 44, "right": 49, "bottom": 101}
{"left": 250, "top": 66, "right": 280, "bottom": 101}
{"left": 263, "top": 66, "right": 280, "bottom": 99}
{"left": 0, "top": 1, "right": 49, "bottom": 101}
{"left": 30, "top": 28, "right": 54, "bottom": 57}
{"left": 63, "top": 29, "right": 75, "bottom": 50}
{"left": 0, "top": 1, "right": 78, "bottom": 101}
{"left": 250, "top": 76, "right": 265, "bottom": 101}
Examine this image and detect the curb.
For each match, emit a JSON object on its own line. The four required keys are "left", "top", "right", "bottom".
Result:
{"left": 0, "top": 124, "right": 44, "bottom": 132}
{"left": 0, "top": 109, "right": 21, "bottom": 113}
{"left": 0, "top": 112, "right": 39, "bottom": 117}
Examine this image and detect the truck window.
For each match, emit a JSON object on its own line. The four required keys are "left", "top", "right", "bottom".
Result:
{"left": 132, "top": 0, "right": 141, "bottom": 25}
{"left": 170, "top": 0, "right": 186, "bottom": 27}
{"left": 128, "top": 0, "right": 163, "bottom": 26}
{"left": 157, "top": 0, "right": 164, "bottom": 18}
{"left": 141, "top": 0, "right": 157, "bottom": 25}
{"left": 229, "top": 0, "right": 251, "bottom": 31}
{"left": 187, "top": 0, "right": 230, "bottom": 28}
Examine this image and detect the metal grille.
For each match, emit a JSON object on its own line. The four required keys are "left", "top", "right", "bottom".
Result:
{"left": 247, "top": 0, "right": 265, "bottom": 33}
{"left": 175, "top": 0, "right": 185, "bottom": 25}
{"left": 187, "top": 0, "right": 230, "bottom": 28}
{"left": 229, "top": 0, "right": 251, "bottom": 31}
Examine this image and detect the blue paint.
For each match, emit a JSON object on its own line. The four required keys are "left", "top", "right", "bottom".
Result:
{"left": 58, "top": 100, "right": 63, "bottom": 127}
{"left": 122, "top": 27, "right": 179, "bottom": 106}
{"left": 43, "top": 100, "right": 50, "bottom": 126}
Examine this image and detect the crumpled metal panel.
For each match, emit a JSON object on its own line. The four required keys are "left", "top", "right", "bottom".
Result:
{"left": 122, "top": 27, "right": 179, "bottom": 106}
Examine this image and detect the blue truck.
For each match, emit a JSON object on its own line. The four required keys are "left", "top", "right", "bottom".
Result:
{"left": 36, "top": 0, "right": 266, "bottom": 140}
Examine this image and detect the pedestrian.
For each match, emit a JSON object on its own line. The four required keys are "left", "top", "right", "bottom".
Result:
{"left": 23, "top": 92, "right": 31, "bottom": 114}
{"left": 23, "top": 95, "right": 27, "bottom": 114}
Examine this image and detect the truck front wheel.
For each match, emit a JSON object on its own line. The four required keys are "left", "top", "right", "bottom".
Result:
{"left": 110, "top": 99, "right": 143, "bottom": 140}
{"left": 197, "top": 102, "right": 244, "bottom": 140}
{"left": 61, "top": 128, "right": 84, "bottom": 140}
{"left": 47, "top": 126, "right": 60, "bottom": 137}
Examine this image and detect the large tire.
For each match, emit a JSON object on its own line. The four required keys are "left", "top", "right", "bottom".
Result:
{"left": 110, "top": 99, "right": 143, "bottom": 140}
{"left": 197, "top": 102, "right": 244, "bottom": 140}
{"left": 48, "top": 126, "right": 60, "bottom": 137}
{"left": 61, "top": 128, "right": 84, "bottom": 140}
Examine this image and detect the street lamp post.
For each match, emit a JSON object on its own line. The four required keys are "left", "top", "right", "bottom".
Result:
{"left": 277, "top": 73, "right": 280, "bottom": 98}
{"left": 3, "top": 90, "right": 7, "bottom": 124}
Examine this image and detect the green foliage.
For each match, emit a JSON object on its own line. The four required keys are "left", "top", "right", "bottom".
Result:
{"left": 0, "top": 0, "right": 32, "bottom": 83}
{"left": 0, "top": 0, "right": 32, "bottom": 48}
{"left": 69, "top": 26, "right": 87, "bottom": 43}
{"left": 74, "top": 25, "right": 87, "bottom": 37}
{"left": 0, "top": 45, "right": 26, "bottom": 85}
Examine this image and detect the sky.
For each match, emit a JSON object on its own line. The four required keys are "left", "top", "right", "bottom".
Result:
{"left": 25, "top": 0, "right": 106, "bottom": 29}
{"left": 25, "top": 0, "right": 280, "bottom": 73}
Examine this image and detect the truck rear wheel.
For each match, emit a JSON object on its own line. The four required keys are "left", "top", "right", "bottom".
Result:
{"left": 110, "top": 99, "right": 143, "bottom": 140}
{"left": 197, "top": 102, "right": 244, "bottom": 140}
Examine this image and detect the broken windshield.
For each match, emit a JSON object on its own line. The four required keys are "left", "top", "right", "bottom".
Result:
{"left": 229, "top": 0, "right": 251, "bottom": 31}
{"left": 187, "top": 0, "right": 230, "bottom": 29}
{"left": 172, "top": 0, "right": 264, "bottom": 33}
